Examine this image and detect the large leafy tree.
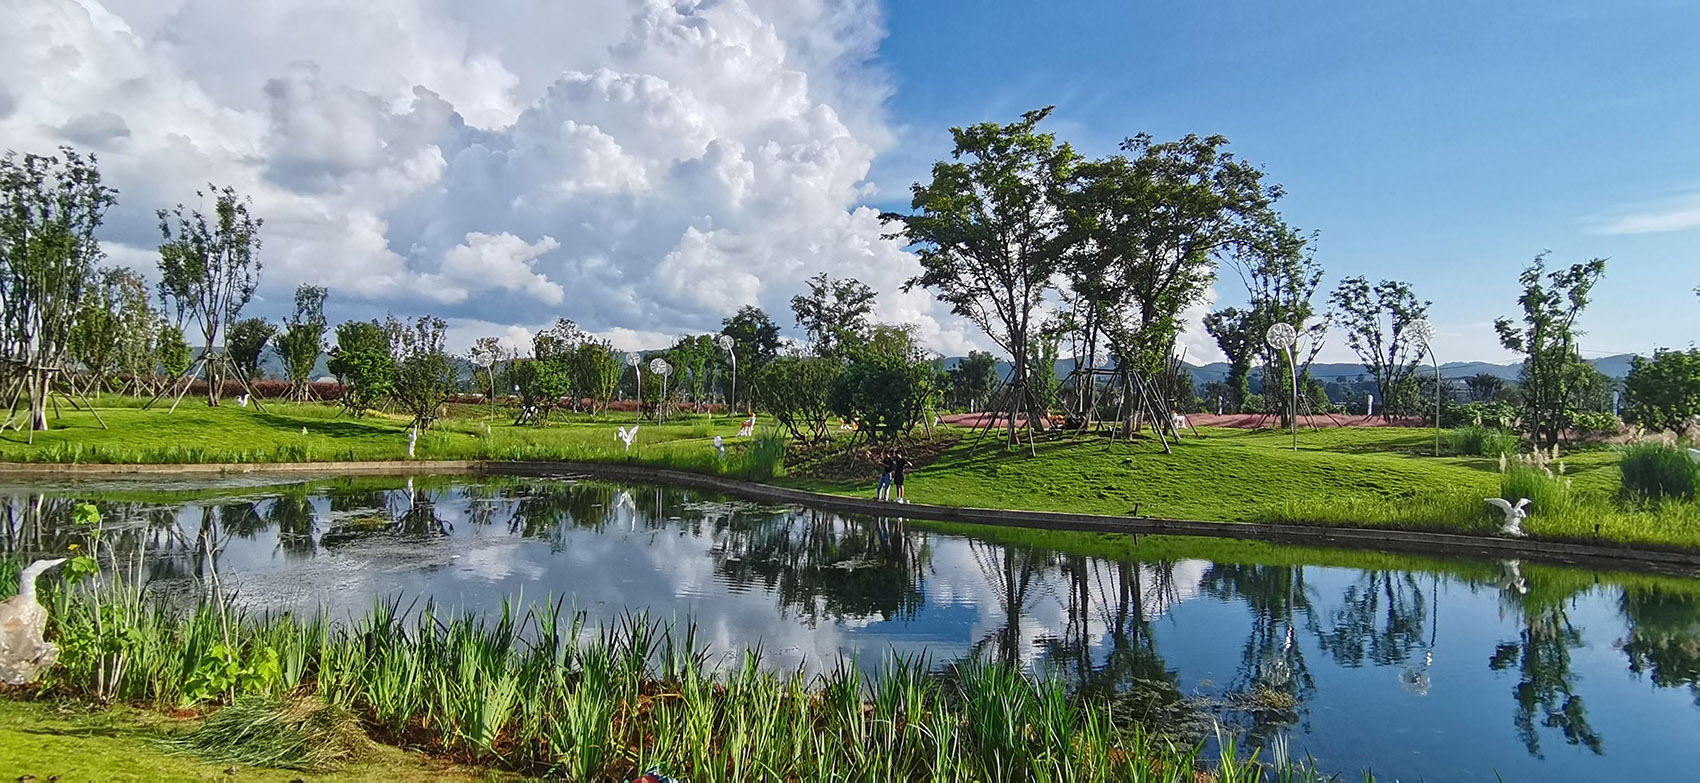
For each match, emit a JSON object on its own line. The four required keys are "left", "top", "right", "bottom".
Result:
{"left": 790, "top": 273, "right": 876, "bottom": 358}
{"left": 720, "top": 304, "right": 782, "bottom": 411}
{"left": 756, "top": 356, "right": 842, "bottom": 443}
{"left": 467, "top": 336, "right": 507, "bottom": 401}
{"left": 1232, "top": 226, "right": 1329, "bottom": 425}
{"left": 1202, "top": 307, "right": 1255, "bottom": 410}
{"left": 107, "top": 267, "right": 161, "bottom": 396}
{"left": 0, "top": 146, "right": 117, "bottom": 433}
{"left": 1625, "top": 349, "right": 1700, "bottom": 432}
{"left": 68, "top": 266, "right": 130, "bottom": 396}
{"left": 225, "top": 317, "right": 276, "bottom": 381}
{"left": 883, "top": 107, "right": 1078, "bottom": 444}
{"left": 1062, "top": 134, "right": 1282, "bottom": 394}
{"left": 1494, "top": 253, "right": 1607, "bottom": 449}
{"left": 829, "top": 324, "right": 937, "bottom": 442}
{"left": 327, "top": 320, "right": 394, "bottom": 417}
{"left": 1329, "top": 277, "right": 1430, "bottom": 418}
{"left": 946, "top": 350, "right": 999, "bottom": 411}
{"left": 273, "top": 284, "right": 327, "bottom": 401}
{"left": 387, "top": 315, "right": 456, "bottom": 431}
{"left": 156, "top": 184, "right": 263, "bottom": 405}
{"left": 574, "top": 339, "right": 623, "bottom": 415}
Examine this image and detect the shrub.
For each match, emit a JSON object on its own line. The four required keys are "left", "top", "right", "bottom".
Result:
{"left": 1619, "top": 443, "right": 1699, "bottom": 502}
{"left": 1569, "top": 410, "right": 1622, "bottom": 438}
{"left": 1446, "top": 425, "right": 1518, "bottom": 457}
{"left": 1442, "top": 400, "right": 1519, "bottom": 429}
{"left": 1625, "top": 348, "right": 1700, "bottom": 432}
{"left": 737, "top": 430, "right": 788, "bottom": 479}
{"left": 1500, "top": 461, "right": 1571, "bottom": 518}
{"left": 1240, "top": 393, "right": 1265, "bottom": 414}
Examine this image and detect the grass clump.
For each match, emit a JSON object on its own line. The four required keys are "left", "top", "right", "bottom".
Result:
{"left": 1619, "top": 442, "right": 1699, "bottom": 502}
{"left": 1500, "top": 462, "right": 1573, "bottom": 518}
{"left": 1446, "top": 425, "right": 1519, "bottom": 457}
{"left": 163, "top": 694, "right": 375, "bottom": 771}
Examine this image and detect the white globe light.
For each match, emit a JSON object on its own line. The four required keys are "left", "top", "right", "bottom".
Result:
{"left": 716, "top": 334, "right": 734, "bottom": 351}
{"left": 1265, "top": 322, "right": 1298, "bottom": 350}
{"left": 1410, "top": 319, "right": 1436, "bottom": 345}
{"left": 625, "top": 352, "right": 642, "bottom": 367}
{"left": 650, "top": 357, "right": 672, "bottom": 376}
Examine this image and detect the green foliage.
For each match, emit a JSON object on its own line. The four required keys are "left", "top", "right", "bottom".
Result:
{"left": 738, "top": 430, "right": 788, "bottom": 480}
{"left": 1568, "top": 410, "right": 1621, "bottom": 437}
{"left": 669, "top": 334, "right": 717, "bottom": 407}
{"left": 225, "top": 316, "right": 276, "bottom": 379}
{"left": 158, "top": 324, "right": 192, "bottom": 377}
{"left": 1465, "top": 372, "right": 1508, "bottom": 402}
{"left": 755, "top": 356, "right": 842, "bottom": 443}
{"left": 1619, "top": 443, "right": 1699, "bottom": 502}
{"left": 1625, "top": 348, "right": 1700, "bottom": 432}
{"left": 1446, "top": 425, "right": 1519, "bottom": 457}
{"left": 574, "top": 339, "right": 623, "bottom": 414}
{"left": 386, "top": 315, "right": 455, "bottom": 431}
{"left": 156, "top": 184, "right": 263, "bottom": 405}
{"left": 829, "top": 325, "right": 936, "bottom": 441}
{"left": 1330, "top": 277, "right": 1430, "bottom": 418}
{"left": 1, "top": 145, "right": 118, "bottom": 429}
{"left": 512, "top": 358, "right": 571, "bottom": 424}
{"left": 946, "top": 350, "right": 998, "bottom": 410}
{"left": 1241, "top": 392, "right": 1265, "bottom": 413}
{"left": 272, "top": 284, "right": 327, "bottom": 397}
{"left": 1500, "top": 463, "right": 1572, "bottom": 519}
{"left": 1443, "top": 399, "right": 1520, "bottom": 429}
{"left": 327, "top": 320, "right": 394, "bottom": 416}
{"left": 790, "top": 272, "right": 876, "bottom": 357}
{"left": 1495, "top": 253, "right": 1608, "bottom": 449}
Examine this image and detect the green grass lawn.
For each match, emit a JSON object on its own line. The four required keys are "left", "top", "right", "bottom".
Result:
{"left": 5, "top": 396, "right": 1698, "bottom": 551}
{"left": 0, "top": 699, "right": 487, "bottom": 782}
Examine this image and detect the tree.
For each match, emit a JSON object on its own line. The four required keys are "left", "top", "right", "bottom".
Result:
{"left": 669, "top": 334, "right": 716, "bottom": 409}
{"left": 67, "top": 267, "right": 129, "bottom": 396}
{"left": 108, "top": 267, "right": 161, "bottom": 396}
{"left": 1227, "top": 226, "right": 1328, "bottom": 424}
{"left": 225, "top": 317, "right": 276, "bottom": 381}
{"left": 273, "top": 285, "right": 327, "bottom": 401}
{"left": 790, "top": 273, "right": 876, "bottom": 357}
{"left": 1625, "top": 349, "right": 1700, "bottom": 432}
{"left": 1466, "top": 372, "right": 1507, "bottom": 403}
{"left": 156, "top": 184, "right": 263, "bottom": 405}
{"left": 158, "top": 325, "right": 192, "bottom": 379}
{"left": 0, "top": 146, "right": 118, "bottom": 433}
{"left": 387, "top": 315, "right": 455, "bottom": 431}
{"left": 756, "top": 356, "right": 842, "bottom": 443}
{"left": 830, "top": 324, "right": 937, "bottom": 442}
{"left": 467, "top": 336, "right": 507, "bottom": 403}
{"left": 1494, "top": 253, "right": 1608, "bottom": 449}
{"left": 1062, "top": 134, "right": 1283, "bottom": 399}
{"left": 1329, "top": 277, "right": 1430, "bottom": 419}
{"left": 946, "top": 350, "right": 998, "bottom": 411}
{"left": 884, "top": 107, "right": 1077, "bottom": 444}
{"left": 512, "top": 357, "right": 571, "bottom": 425}
{"left": 574, "top": 340, "right": 623, "bottom": 415}
{"left": 327, "top": 320, "right": 393, "bottom": 417}
{"left": 1203, "top": 307, "right": 1255, "bottom": 411}
{"left": 720, "top": 305, "right": 782, "bottom": 411}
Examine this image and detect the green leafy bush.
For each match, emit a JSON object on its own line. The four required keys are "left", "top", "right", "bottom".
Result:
{"left": 1442, "top": 400, "right": 1518, "bottom": 429}
{"left": 1619, "top": 443, "right": 1699, "bottom": 502}
{"left": 1568, "top": 410, "right": 1621, "bottom": 437}
{"left": 1500, "top": 463, "right": 1571, "bottom": 518}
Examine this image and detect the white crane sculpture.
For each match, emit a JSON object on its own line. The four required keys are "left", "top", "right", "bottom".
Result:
{"left": 712, "top": 435, "right": 725, "bottom": 460}
{"left": 1485, "top": 497, "right": 1530, "bottom": 537}
{"left": 617, "top": 424, "right": 640, "bottom": 453}
{"left": 1, "top": 558, "right": 69, "bottom": 685}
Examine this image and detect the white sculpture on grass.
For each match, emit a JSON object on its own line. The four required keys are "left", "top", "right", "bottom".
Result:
{"left": 0, "top": 558, "right": 68, "bottom": 684}
{"left": 407, "top": 425, "right": 418, "bottom": 458}
{"left": 617, "top": 425, "right": 640, "bottom": 453}
{"left": 1485, "top": 497, "right": 1530, "bottom": 537}
{"left": 237, "top": 393, "right": 250, "bottom": 408}
{"left": 712, "top": 435, "right": 725, "bottom": 460}
{"left": 737, "top": 413, "right": 755, "bottom": 438}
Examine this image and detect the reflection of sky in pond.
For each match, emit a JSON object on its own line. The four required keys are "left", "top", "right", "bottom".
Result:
{"left": 7, "top": 474, "right": 1700, "bottom": 782}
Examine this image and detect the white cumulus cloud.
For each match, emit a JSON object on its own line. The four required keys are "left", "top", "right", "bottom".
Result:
{"left": 0, "top": 0, "right": 982, "bottom": 355}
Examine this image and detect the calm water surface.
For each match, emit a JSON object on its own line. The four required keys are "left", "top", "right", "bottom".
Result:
{"left": 5, "top": 473, "right": 1700, "bottom": 782}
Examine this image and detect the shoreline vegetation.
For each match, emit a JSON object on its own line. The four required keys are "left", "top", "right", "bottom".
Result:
{"left": 2, "top": 396, "right": 1698, "bottom": 554}
{"left": 1, "top": 557, "right": 1366, "bottom": 782}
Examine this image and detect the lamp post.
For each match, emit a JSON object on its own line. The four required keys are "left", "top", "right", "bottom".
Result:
{"left": 1265, "top": 323, "right": 1299, "bottom": 452}
{"left": 625, "top": 352, "right": 642, "bottom": 414}
{"left": 650, "top": 357, "right": 673, "bottom": 422}
{"left": 716, "top": 334, "right": 737, "bottom": 418}
{"left": 1412, "top": 320, "right": 1440, "bottom": 457}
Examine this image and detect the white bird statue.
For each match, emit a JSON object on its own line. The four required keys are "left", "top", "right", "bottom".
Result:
{"left": 1485, "top": 497, "right": 1531, "bottom": 537}
{"left": 712, "top": 435, "right": 725, "bottom": 460}
{"left": 406, "top": 425, "right": 418, "bottom": 458}
{"left": 617, "top": 425, "right": 639, "bottom": 453}
{"left": 1, "top": 558, "right": 69, "bottom": 685}
{"left": 237, "top": 393, "right": 250, "bottom": 408}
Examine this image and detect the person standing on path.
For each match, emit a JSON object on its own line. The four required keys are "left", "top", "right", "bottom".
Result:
{"left": 891, "top": 450, "right": 912, "bottom": 503}
{"left": 874, "top": 449, "right": 894, "bottom": 501}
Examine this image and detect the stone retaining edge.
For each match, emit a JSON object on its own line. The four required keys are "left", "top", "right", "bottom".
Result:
{"left": 3, "top": 459, "right": 1697, "bottom": 575}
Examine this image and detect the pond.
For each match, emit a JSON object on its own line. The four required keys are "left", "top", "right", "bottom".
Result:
{"left": 4, "top": 472, "right": 1700, "bottom": 781}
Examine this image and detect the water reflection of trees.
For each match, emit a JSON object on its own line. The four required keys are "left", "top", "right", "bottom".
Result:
{"left": 1488, "top": 567, "right": 1602, "bottom": 759}
{"left": 1621, "top": 588, "right": 1700, "bottom": 704}
{"left": 709, "top": 508, "right": 928, "bottom": 625}
{"left": 1201, "top": 564, "right": 1317, "bottom": 740}
{"left": 1037, "top": 556, "right": 1186, "bottom": 727}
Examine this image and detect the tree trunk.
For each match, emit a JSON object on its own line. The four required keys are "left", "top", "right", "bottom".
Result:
{"left": 204, "top": 341, "right": 221, "bottom": 406}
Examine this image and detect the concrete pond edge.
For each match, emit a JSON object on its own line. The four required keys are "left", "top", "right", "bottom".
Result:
{"left": 3, "top": 459, "right": 1697, "bottom": 576}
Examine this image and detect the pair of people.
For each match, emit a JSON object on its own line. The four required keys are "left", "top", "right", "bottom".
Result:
{"left": 874, "top": 448, "right": 912, "bottom": 503}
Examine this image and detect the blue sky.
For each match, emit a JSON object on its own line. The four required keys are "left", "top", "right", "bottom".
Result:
{"left": 864, "top": 0, "right": 1700, "bottom": 363}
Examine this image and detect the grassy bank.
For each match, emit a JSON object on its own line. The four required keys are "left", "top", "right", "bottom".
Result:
{"left": 5, "top": 396, "right": 1699, "bottom": 553}
{"left": 3, "top": 560, "right": 1359, "bottom": 782}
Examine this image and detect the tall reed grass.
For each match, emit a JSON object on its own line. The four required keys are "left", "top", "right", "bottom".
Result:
{"left": 8, "top": 562, "right": 1362, "bottom": 782}
{"left": 1619, "top": 443, "right": 1699, "bottom": 502}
